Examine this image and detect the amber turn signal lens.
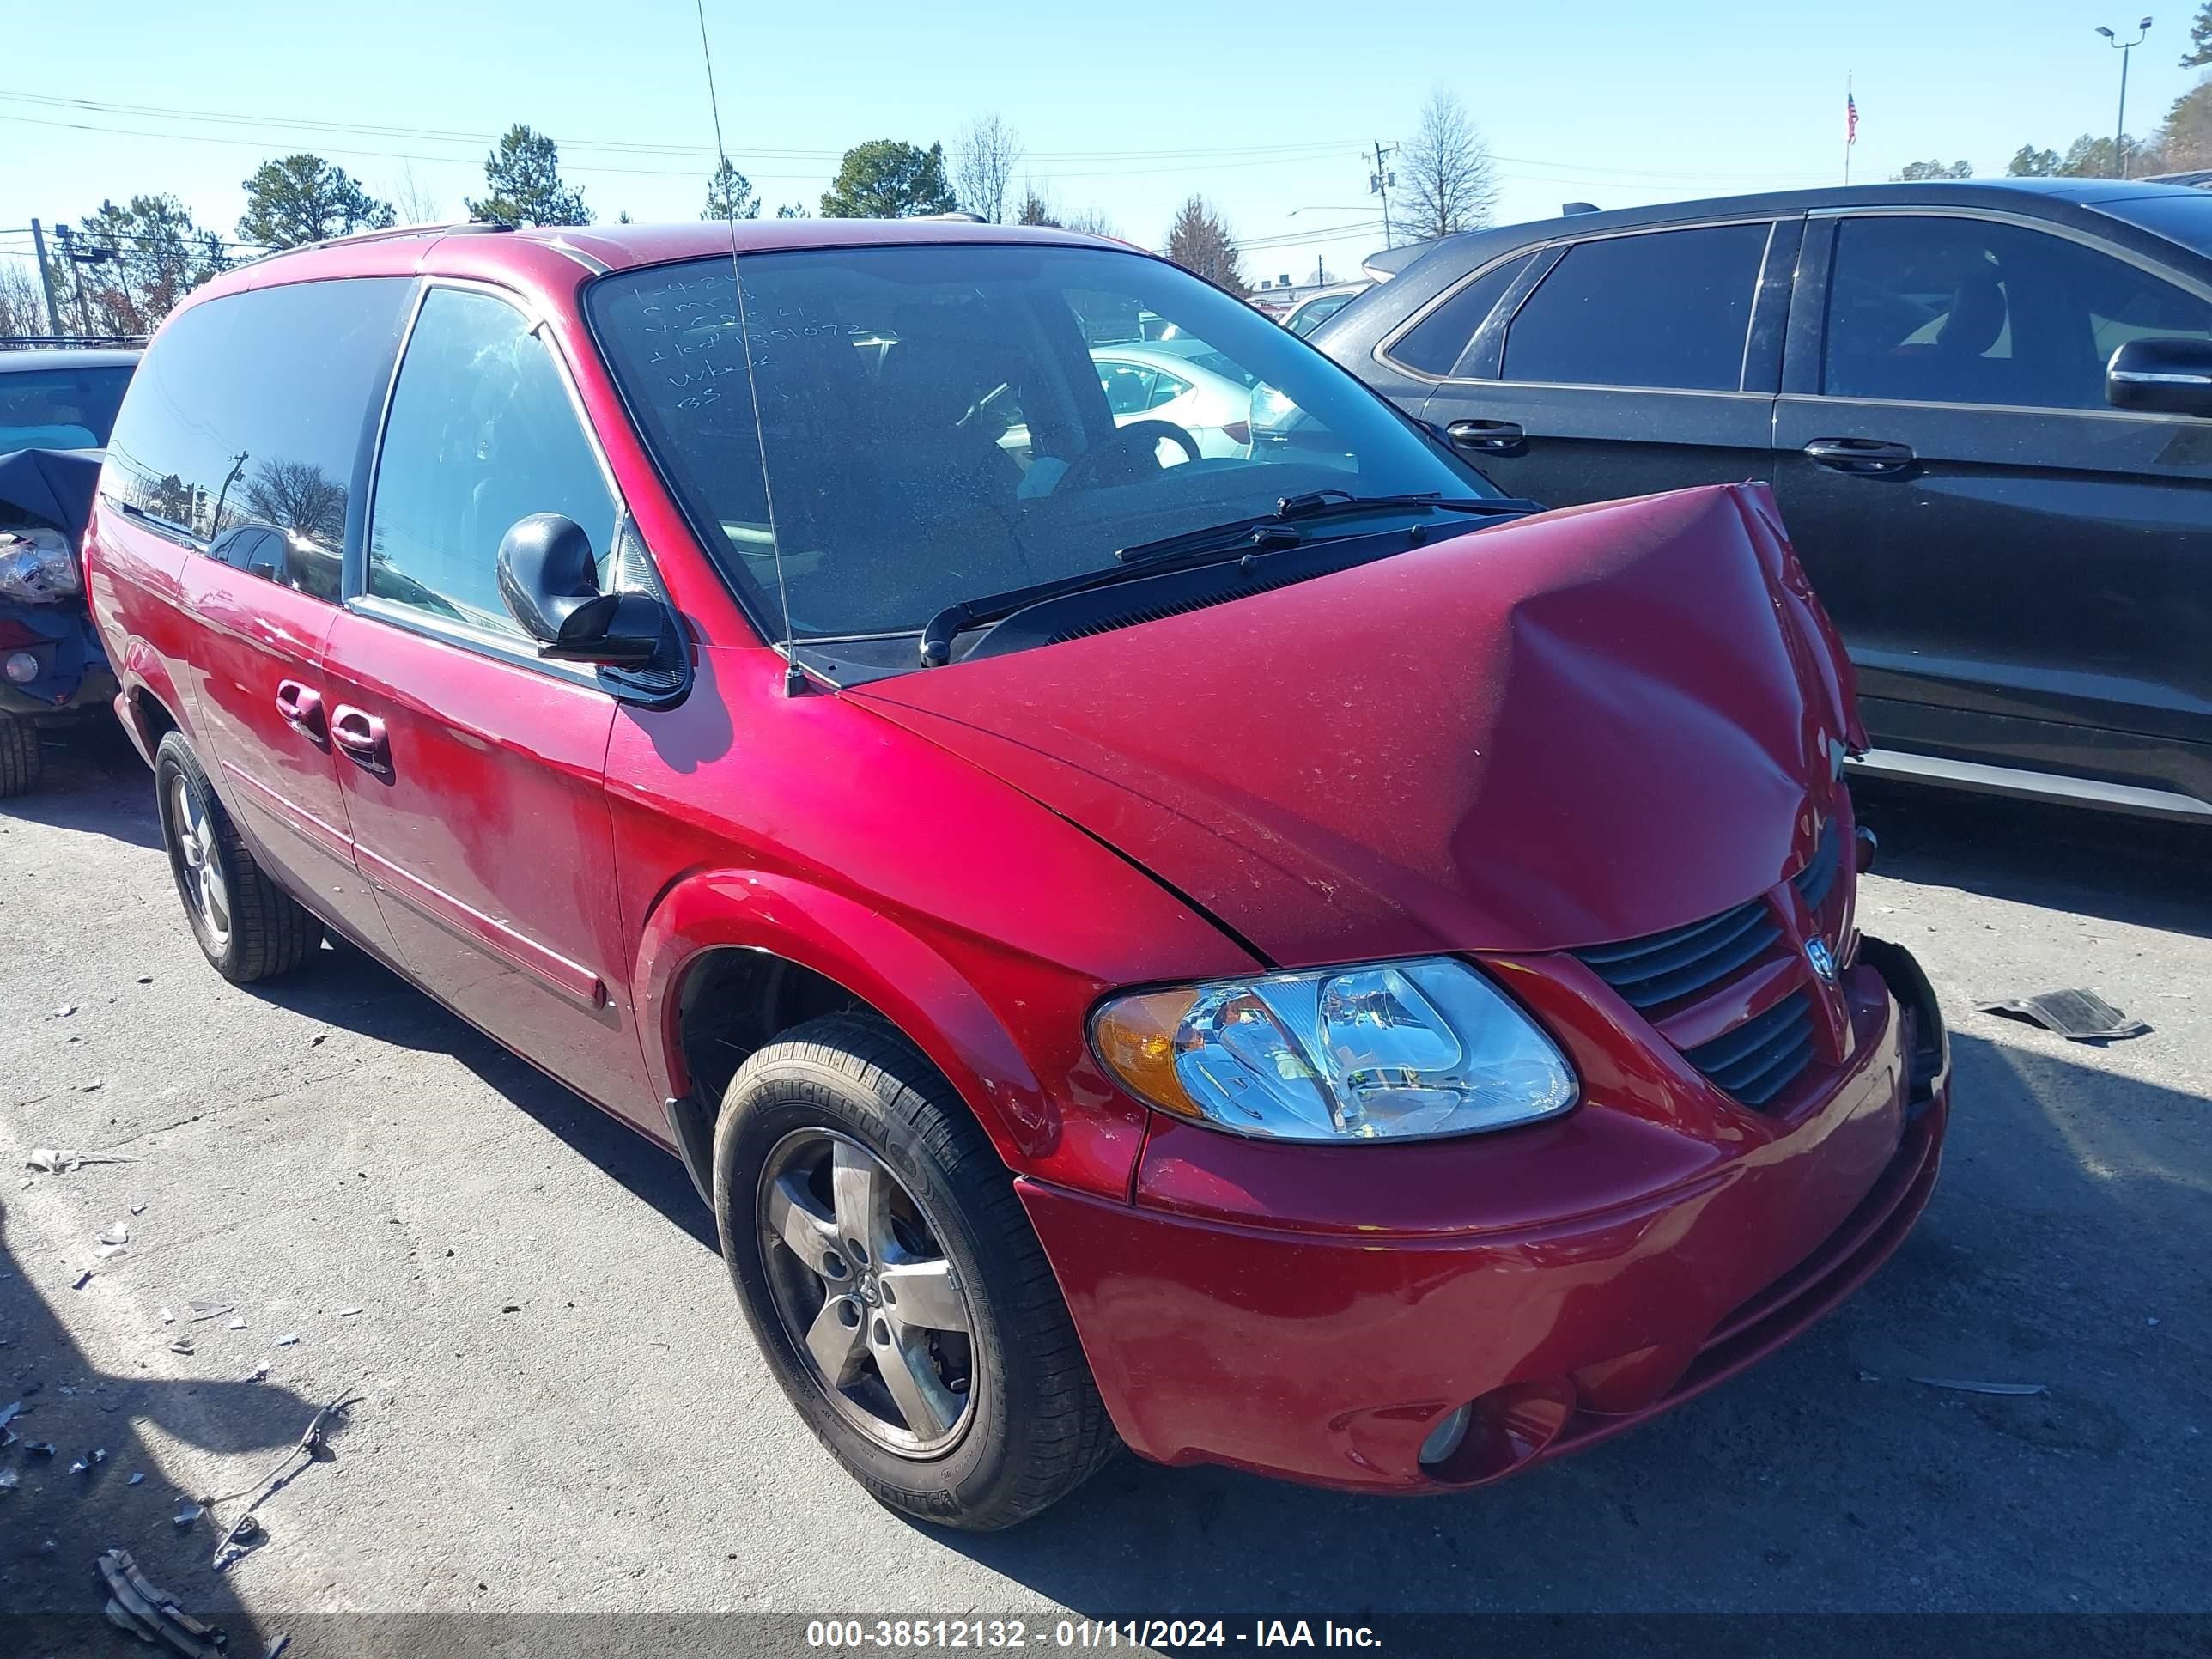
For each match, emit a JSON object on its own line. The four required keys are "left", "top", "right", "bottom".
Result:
{"left": 1090, "top": 988, "right": 1205, "bottom": 1119}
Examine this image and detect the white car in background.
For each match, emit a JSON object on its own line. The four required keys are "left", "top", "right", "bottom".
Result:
{"left": 1279, "top": 283, "right": 1371, "bottom": 337}
{"left": 1089, "top": 339, "right": 1256, "bottom": 458}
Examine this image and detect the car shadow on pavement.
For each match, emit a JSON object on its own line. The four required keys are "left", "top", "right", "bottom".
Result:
{"left": 1850, "top": 780, "right": 2212, "bottom": 941}
{"left": 0, "top": 1200, "right": 322, "bottom": 1649}
{"left": 929, "top": 1028, "right": 2209, "bottom": 1616}
{"left": 241, "top": 940, "right": 717, "bottom": 1253}
{"left": 1, "top": 721, "right": 162, "bottom": 852}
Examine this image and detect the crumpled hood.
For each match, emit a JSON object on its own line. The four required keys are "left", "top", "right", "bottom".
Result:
{"left": 849, "top": 483, "right": 1864, "bottom": 967}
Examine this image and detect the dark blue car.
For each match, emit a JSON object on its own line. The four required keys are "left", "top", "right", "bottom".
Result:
{"left": 1, "top": 343, "right": 138, "bottom": 795}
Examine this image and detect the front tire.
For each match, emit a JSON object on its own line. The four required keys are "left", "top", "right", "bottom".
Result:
{"left": 714, "top": 1012, "right": 1117, "bottom": 1530}
{"left": 154, "top": 732, "right": 318, "bottom": 982}
{"left": 0, "top": 715, "right": 41, "bottom": 799}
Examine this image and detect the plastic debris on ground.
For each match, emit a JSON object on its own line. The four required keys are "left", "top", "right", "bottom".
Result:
{"left": 98, "top": 1547, "right": 231, "bottom": 1657}
{"left": 130, "top": 1471, "right": 146, "bottom": 1485}
{"left": 186, "top": 1302, "right": 236, "bottom": 1323}
{"left": 275, "top": 1334, "right": 297, "bottom": 1347}
{"left": 264, "top": 1634, "right": 291, "bottom": 1659}
{"left": 1978, "top": 988, "right": 2149, "bottom": 1042}
{"left": 0, "top": 1400, "right": 21, "bottom": 1430}
{"left": 1911, "top": 1376, "right": 2050, "bottom": 1396}
{"left": 27, "top": 1441, "right": 58, "bottom": 1457}
{"left": 174, "top": 1501, "right": 204, "bottom": 1528}
{"left": 100, "top": 1222, "right": 130, "bottom": 1245}
{"left": 336, "top": 1306, "right": 362, "bottom": 1317}
{"left": 0, "top": 1467, "right": 15, "bottom": 1491}
{"left": 169, "top": 1337, "right": 195, "bottom": 1356}
{"left": 26, "top": 1146, "right": 138, "bottom": 1173}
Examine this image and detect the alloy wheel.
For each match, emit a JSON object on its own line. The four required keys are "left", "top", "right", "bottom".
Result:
{"left": 757, "top": 1128, "right": 978, "bottom": 1456}
{"left": 169, "top": 771, "right": 231, "bottom": 948}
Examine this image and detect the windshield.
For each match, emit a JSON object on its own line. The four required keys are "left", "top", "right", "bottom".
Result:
{"left": 0, "top": 364, "right": 134, "bottom": 455}
{"left": 587, "top": 244, "right": 1488, "bottom": 640}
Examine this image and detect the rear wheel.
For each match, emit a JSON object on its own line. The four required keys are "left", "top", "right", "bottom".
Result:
{"left": 714, "top": 1012, "right": 1117, "bottom": 1530}
{"left": 154, "top": 732, "right": 318, "bottom": 982}
{"left": 0, "top": 715, "right": 41, "bottom": 799}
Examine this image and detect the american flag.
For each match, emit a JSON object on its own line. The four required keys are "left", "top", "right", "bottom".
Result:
{"left": 1846, "top": 90, "right": 1859, "bottom": 145}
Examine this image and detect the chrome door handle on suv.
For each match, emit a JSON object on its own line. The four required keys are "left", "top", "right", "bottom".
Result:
{"left": 330, "top": 704, "right": 390, "bottom": 772}
{"left": 1803, "top": 437, "right": 1916, "bottom": 476}
{"left": 1446, "top": 419, "right": 1528, "bottom": 456}
{"left": 274, "top": 679, "right": 326, "bottom": 742}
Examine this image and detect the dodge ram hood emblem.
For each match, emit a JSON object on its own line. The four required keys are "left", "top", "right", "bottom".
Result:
{"left": 1806, "top": 938, "right": 1838, "bottom": 982}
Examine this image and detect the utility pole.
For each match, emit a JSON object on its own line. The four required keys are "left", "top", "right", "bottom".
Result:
{"left": 53, "top": 223, "right": 88, "bottom": 334}
{"left": 210, "top": 452, "right": 248, "bottom": 540}
{"left": 1370, "top": 141, "right": 1398, "bottom": 248}
{"left": 2097, "top": 19, "right": 2154, "bottom": 177}
{"left": 28, "top": 219, "right": 63, "bottom": 335}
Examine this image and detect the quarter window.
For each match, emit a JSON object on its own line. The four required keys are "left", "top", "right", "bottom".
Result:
{"left": 1386, "top": 253, "right": 1534, "bottom": 378}
{"left": 99, "top": 278, "right": 412, "bottom": 600}
{"left": 1823, "top": 215, "right": 2212, "bottom": 410}
{"left": 1501, "top": 224, "right": 1771, "bottom": 391}
{"left": 368, "top": 288, "right": 617, "bottom": 637}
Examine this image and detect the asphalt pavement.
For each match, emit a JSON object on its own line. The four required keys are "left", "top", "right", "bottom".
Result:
{"left": 1, "top": 725, "right": 2205, "bottom": 1656}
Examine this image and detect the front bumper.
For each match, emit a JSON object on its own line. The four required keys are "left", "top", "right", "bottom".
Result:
{"left": 0, "top": 603, "right": 116, "bottom": 721}
{"left": 1018, "top": 938, "right": 1949, "bottom": 1492}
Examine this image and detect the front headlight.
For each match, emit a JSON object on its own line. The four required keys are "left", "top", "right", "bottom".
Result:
{"left": 1091, "top": 957, "right": 1576, "bottom": 1143}
{"left": 0, "top": 527, "right": 81, "bottom": 604}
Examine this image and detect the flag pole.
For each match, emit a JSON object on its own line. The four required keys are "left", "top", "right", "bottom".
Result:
{"left": 1844, "top": 71, "right": 1854, "bottom": 186}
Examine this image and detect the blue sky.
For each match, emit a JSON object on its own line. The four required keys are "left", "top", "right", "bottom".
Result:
{"left": 3, "top": 0, "right": 2206, "bottom": 292}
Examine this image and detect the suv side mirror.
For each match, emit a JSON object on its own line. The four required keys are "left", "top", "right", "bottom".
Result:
{"left": 2106, "top": 336, "right": 2212, "bottom": 417}
{"left": 495, "top": 513, "right": 665, "bottom": 666}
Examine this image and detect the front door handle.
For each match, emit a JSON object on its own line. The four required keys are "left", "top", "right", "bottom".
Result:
{"left": 1446, "top": 419, "right": 1528, "bottom": 456}
{"left": 274, "top": 680, "right": 326, "bottom": 742}
{"left": 1803, "top": 437, "right": 1916, "bottom": 476}
{"left": 329, "top": 704, "right": 390, "bottom": 772}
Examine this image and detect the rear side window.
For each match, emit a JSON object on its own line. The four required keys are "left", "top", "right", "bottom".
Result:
{"left": 1502, "top": 224, "right": 1771, "bottom": 390}
{"left": 100, "top": 278, "right": 412, "bottom": 600}
{"left": 367, "top": 287, "right": 617, "bottom": 637}
{"left": 1386, "top": 254, "right": 1534, "bottom": 377}
{"left": 1823, "top": 215, "right": 2212, "bottom": 410}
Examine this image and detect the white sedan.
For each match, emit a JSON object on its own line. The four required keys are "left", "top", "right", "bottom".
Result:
{"left": 1089, "top": 341, "right": 1255, "bottom": 459}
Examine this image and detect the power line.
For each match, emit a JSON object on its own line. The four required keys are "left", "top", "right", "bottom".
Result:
{"left": 0, "top": 88, "right": 1356, "bottom": 167}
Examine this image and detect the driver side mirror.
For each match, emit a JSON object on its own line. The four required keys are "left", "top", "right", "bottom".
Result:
{"left": 495, "top": 513, "right": 666, "bottom": 666}
{"left": 2106, "top": 336, "right": 2212, "bottom": 417}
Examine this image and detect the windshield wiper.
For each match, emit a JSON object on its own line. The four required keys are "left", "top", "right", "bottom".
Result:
{"left": 917, "top": 493, "right": 1543, "bottom": 668}
{"left": 918, "top": 529, "right": 1301, "bottom": 666}
{"left": 1111, "top": 490, "right": 1538, "bottom": 566}
{"left": 1273, "top": 488, "right": 1544, "bottom": 521}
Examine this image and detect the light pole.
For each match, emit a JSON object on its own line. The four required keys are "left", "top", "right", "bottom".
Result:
{"left": 2096, "top": 18, "right": 2153, "bottom": 178}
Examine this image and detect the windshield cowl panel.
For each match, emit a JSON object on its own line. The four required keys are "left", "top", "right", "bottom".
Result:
{"left": 585, "top": 244, "right": 1492, "bottom": 653}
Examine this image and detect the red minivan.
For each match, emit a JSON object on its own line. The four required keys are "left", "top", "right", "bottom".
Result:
{"left": 85, "top": 219, "right": 1950, "bottom": 1530}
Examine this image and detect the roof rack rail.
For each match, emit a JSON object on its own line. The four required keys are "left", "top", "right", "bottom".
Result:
{"left": 239, "top": 219, "right": 518, "bottom": 265}
{"left": 0, "top": 334, "right": 146, "bottom": 349}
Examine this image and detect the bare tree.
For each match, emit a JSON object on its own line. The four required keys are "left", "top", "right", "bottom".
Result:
{"left": 1163, "top": 196, "right": 1249, "bottom": 296}
{"left": 951, "top": 113, "right": 1023, "bottom": 223}
{"left": 390, "top": 163, "right": 443, "bottom": 225}
{"left": 241, "top": 459, "right": 346, "bottom": 547}
{"left": 1063, "top": 207, "right": 1119, "bottom": 238}
{"left": 1392, "top": 88, "right": 1498, "bottom": 243}
{"left": 0, "top": 261, "right": 51, "bottom": 335}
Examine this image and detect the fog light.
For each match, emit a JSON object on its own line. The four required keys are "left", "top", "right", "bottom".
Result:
{"left": 1417, "top": 1401, "right": 1474, "bottom": 1468}
{"left": 3, "top": 650, "right": 39, "bottom": 684}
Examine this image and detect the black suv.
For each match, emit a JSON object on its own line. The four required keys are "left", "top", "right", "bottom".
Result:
{"left": 1315, "top": 179, "right": 2212, "bottom": 823}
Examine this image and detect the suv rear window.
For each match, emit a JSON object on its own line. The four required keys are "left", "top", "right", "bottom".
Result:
{"left": 101, "top": 278, "right": 411, "bottom": 596}
{"left": 1502, "top": 223, "right": 1771, "bottom": 391}
{"left": 0, "top": 364, "right": 134, "bottom": 454}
